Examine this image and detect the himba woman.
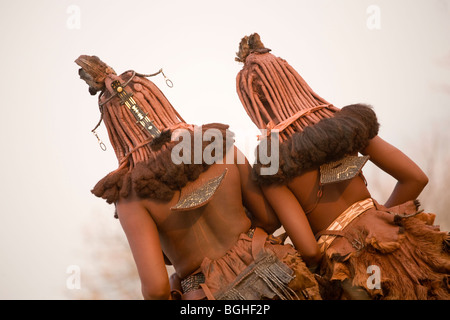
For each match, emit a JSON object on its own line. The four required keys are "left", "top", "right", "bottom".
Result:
{"left": 75, "top": 55, "right": 322, "bottom": 300}
{"left": 234, "top": 33, "right": 450, "bottom": 299}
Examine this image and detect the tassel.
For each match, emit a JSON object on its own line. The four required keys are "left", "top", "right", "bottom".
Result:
{"left": 216, "top": 252, "right": 299, "bottom": 300}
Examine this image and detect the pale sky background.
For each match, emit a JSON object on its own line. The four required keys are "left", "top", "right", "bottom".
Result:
{"left": 0, "top": 0, "right": 449, "bottom": 299}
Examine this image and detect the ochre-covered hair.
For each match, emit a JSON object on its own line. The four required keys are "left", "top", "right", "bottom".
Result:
{"left": 235, "top": 33, "right": 340, "bottom": 142}
{"left": 76, "top": 55, "right": 232, "bottom": 208}
{"left": 99, "top": 70, "right": 184, "bottom": 168}
{"left": 235, "top": 34, "right": 379, "bottom": 184}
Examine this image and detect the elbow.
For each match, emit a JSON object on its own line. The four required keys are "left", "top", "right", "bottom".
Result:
{"left": 417, "top": 172, "right": 429, "bottom": 189}
{"left": 398, "top": 169, "right": 429, "bottom": 195}
{"left": 409, "top": 171, "right": 429, "bottom": 192}
{"left": 255, "top": 217, "right": 281, "bottom": 235}
{"left": 264, "top": 218, "right": 282, "bottom": 235}
{"left": 141, "top": 283, "right": 171, "bottom": 300}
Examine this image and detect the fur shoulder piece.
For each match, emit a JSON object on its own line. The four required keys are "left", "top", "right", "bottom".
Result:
{"left": 91, "top": 123, "right": 234, "bottom": 205}
{"left": 253, "top": 104, "right": 379, "bottom": 185}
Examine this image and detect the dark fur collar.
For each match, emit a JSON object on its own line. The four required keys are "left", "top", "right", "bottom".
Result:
{"left": 92, "top": 123, "right": 234, "bottom": 206}
{"left": 253, "top": 104, "right": 379, "bottom": 185}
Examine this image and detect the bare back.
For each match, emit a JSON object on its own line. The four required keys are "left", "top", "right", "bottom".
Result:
{"left": 287, "top": 168, "right": 371, "bottom": 235}
{"left": 143, "top": 162, "right": 251, "bottom": 278}
{"left": 286, "top": 135, "right": 429, "bottom": 235}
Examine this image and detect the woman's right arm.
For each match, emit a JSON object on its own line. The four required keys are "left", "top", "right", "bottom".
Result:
{"left": 361, "top": 136, "right": 428, "bottom": 208}
{"left": 116, "top": 199, "right": 171, "bottom": 300}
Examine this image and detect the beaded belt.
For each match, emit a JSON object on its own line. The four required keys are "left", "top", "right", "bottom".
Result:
{"left": 181, "top": 272, "right": 206, "bottom": 294}
{"left": 316, "top": 198, "right": 374, "bottom": 253}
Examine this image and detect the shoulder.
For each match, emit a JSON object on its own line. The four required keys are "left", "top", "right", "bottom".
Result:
{"left": 116, "top": 193, "right": 147, "bottom": 215}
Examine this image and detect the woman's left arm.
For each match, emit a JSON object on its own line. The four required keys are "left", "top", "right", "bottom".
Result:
{"left": 262, "top": 184, "right": 321, "bottom": 267}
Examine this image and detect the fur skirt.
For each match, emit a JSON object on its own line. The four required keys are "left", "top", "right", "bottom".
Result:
{"left": 174, "top": 228, "right": 322, "bottom": 300}
{"left": 317, "top": 199, "right": 450, "bottom": 300}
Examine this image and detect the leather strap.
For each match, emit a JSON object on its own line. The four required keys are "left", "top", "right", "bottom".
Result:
{"left": 251, "top": 227, "right": 268, "bottom": 260}
{"left": 200, "top": 284, "right": 215, "bottom": 300}
{"left": 265, "top": 105, "right": 331, "bottom": 135}
{"left": 314, "top": 229, "right": 346, "bottom": 240}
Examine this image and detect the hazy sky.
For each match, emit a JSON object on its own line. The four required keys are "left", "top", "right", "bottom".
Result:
{"left": 0, "top": 0, "right": 449, "bottom": 299}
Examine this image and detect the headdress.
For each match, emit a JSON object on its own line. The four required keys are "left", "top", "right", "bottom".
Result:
{"left": 235, "top": 34, "right": 379, "bottom": 184}
{"left": 76, "top": 55, "right": 232, "bottom": 210}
